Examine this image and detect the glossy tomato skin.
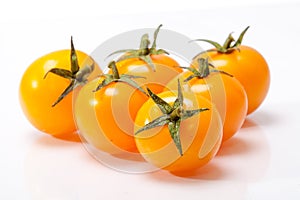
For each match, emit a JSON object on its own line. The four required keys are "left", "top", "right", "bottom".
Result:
{"left": 114, "top": 54, "right": 182, "bottom": 94}
{"left": 74, "top": 78, "right": 148, "bottom": 154}
{"left": 134, "top": 91, "right": 222, "bottom": 173}
{"left": 19, "top": 50, "right": 101, "bottom": 140}
{"left": 166, "top": 72, "right": 247, "bottom": 142}
{"left": 199, "top": 45, "right": 270, "bottom": 115}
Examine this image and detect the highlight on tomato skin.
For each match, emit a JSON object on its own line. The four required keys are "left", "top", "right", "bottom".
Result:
{"left": 134, "top": 82, "right": 223, "bottom": 173}
{"left": 115, "top": 56, "right": 183, "bottom": 94}
{"left": 19, "top": 37, "right": 101, "bottom": 140}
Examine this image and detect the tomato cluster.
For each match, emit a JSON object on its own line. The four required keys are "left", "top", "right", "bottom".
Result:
{"left": 19, "top": 25, "right": 270, "bottom": 174}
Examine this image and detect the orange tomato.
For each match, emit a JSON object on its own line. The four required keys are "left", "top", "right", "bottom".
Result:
{"left": 109, "top": 24, "right": 182, "bottom": 94}
{"left": 74, "top": 63, "right": 148, "bottom": 154}
{"left": 19, "top": 45, "right": 101, "bottom": 140}
{"left": 134, "top": 90, "right": 222, "bottom": 173}
{"left": 194, "top": 27, "right": 270, "bottom": 114}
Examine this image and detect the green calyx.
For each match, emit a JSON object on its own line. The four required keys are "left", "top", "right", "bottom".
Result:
{"left": 44, "top": 36, "right": 95, "bottom": 107}
{"left": 181, "top": 58, "right": 233, "bottom": 82}
{"left": 193, "top": 26, "right": 250, "bottom": 53}
{"left": 135, "top": 79, "right": 209, "bottom": 156}
{"left": 93, "top": 61, "right": 147, "bottom": 95}
{"left": 107, "top": 24, "right": 168, "bottom": 72}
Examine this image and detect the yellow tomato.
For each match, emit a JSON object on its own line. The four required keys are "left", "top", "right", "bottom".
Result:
{"left": 19, "top": 49, "right": 101, "bottom": 140}
{"left": 194, "top": 26, "right": 270, "bottom": 114}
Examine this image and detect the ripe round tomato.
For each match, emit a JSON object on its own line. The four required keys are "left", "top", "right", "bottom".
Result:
{"left": 134, "top": 90, "right": 222, "bottom": 173}
{"left": 109, "top": 24, "right": 182, "bottom": 94}
{"left": 19, "top": 46, "right": 101, "bottom": 140}
{"left": 74, "top": 64, "right": 149, "bottom": 154}
{"left": 166, "top": 59, "right": 248, "bottom": 142}
{"left": 115, "top": 55, "right": 182, "bottom": 94}
{"left": 194, "top": 27, "right": 270, "bottom": 114}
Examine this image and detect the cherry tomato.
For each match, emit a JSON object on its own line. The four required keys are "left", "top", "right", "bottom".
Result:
{"left": 166, "top": 58, "right": 248, "bottom": 142}
{"left": 194, "top": 26, "right": 270, "bottom": 114}
{"left": 134, "top": 84, "right": 222, "bottom": 173}
{"left": 19, "top": 38, "right": 101, "bottom": 140}
{"left": 109, "top": 24, "right": 182, "bottom": 94}
{"left": 74, "top": 62, "right": 148, "bottom": 154}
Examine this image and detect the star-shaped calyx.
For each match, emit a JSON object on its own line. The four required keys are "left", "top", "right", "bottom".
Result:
{"left": 181, "top": 57, "right": 233, "bottom": 82}
{"left": 107, "top": 24, "right": 169, "bottom": 72}
{"left": 93, "top": 61, "right": 147, "bottom": 95}
{"left": 44, "top": 37, "right": 95, "bottom": 107}
{"left": 192, "top": 26, "right": 250, "bottom": 54}
{"left": 135, "top": 79, "right": 209, "bottom": 156}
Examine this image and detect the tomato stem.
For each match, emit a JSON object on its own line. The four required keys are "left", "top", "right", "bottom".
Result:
{"left": 169, "top": 107, "right": 183, "bottom": 121}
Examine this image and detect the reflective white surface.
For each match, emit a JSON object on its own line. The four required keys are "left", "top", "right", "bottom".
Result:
{"left": 1, "top": 1, "right": 300, "bottom": 199}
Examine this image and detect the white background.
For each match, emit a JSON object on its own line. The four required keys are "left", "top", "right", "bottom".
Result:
{"left": 1, "top": 0, "right": 300, "bottom": 199}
